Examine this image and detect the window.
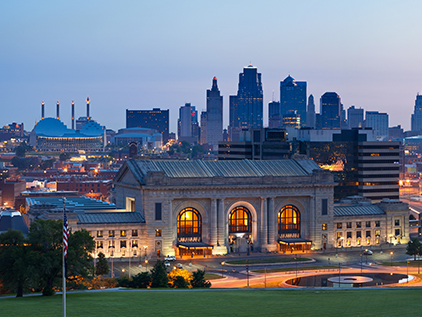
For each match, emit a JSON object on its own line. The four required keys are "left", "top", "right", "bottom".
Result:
{"left": 322, "top": 223, "right": 327, "bottom": 231}
{"left": 337, "top": 223, "right": 342, "bottom": 229}
{"left": 395, "top": 229, "right": 401, "bottom": 236}
{"left": 337, "top": 232, "right": 342, "bottom": 238}
{"left": 321, "top": 199, "right": 328, "bottom": 215}
{"left": 375, "top": 230, "right": 380, "bottom": 236}
{"left": 231, "top": 206, "right": 253, "bottom": 233}
{"left": 366, "top": 231, "right": 371, "bottom": 238}
{"left": 155, "top": 229, "right": 162, "bottom": 237}
{"left": 366, "top": 221, "right": 371, "bottom": 228}
{"left": 357, "top": 239, "right": 361, "bottom": 245}
{"left": 132, "top": 240, "right": 138, "bottom": 248}
{"left": 395, "top": 219, "right": 400, "bottom": 226}
{"left": 356, "top": 231, "right": 362, "bottom": 238}
{"left": 367, "top": 238, "right": 370, "bottom": 245}
{"left": 121, "top": 230, "right": 127, "bottom": 237}
{"left": 97, "top": 241, "right": 103, "bottom": 249}
{"left": 375, "top": 221, "right": 380, "bottom": 227}
{"left": 347, "top": 232, "right": 352, "bottom": 239}
{"left": 178, "top": 207, "right": 202, "bottom": 238}
{"left": 356, "top": 222, "right": 361, "bottom": 228}
{"left": 97, "top": 230, "right": 103, "bottom": 237}
{"left": 132, "top": 230, "right": 138, "bottom": 237}
{"left": 120, "top": 240, "right": 127, "bottom": 248}
{"left": 126, "top": 197, "right": 135, "bottom": 212}
{"left": 109, "top": 230, "right": 115, "bottom": 237}
{"left": 121, "top": 250, "right": 125, "bottom": 257}
{"left": 347, "top": 222, "right": 352, "bottom": 229}
{"left": 376, "top": 238, "right": 380, "bottom": 244}
{"left": 155, "top": 203, "right": 162, "bottom": 221}
{"left": 108, "top": 240, "right": 115, "bottom": 249}
{"left": 278, "top": 205, "right": 300, "bottom": 233}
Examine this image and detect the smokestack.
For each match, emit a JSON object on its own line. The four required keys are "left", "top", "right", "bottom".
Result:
{"left": 41, "top": 101, "right": 45, "bottom": 120}
{"left": 71, "top": 101, "right": 75, "bottom": 129}
{"left": 86, "top": 97, "right": 90, "bottom": 120}
{"left": 56, "top": 101, "right": 60, "bottom": 120}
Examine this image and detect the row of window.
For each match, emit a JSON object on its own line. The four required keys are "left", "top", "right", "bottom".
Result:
{"left": 97, "top": 239, "right": 139, "bottom": 249}
{"left": 335, "top": 221, "right": 381, "bottom": 229}
{"left": 337, "top": 230, "right": 381, "bottom": 239}
{"left": 96, "top": 229, "right": 162, "bottom": 238}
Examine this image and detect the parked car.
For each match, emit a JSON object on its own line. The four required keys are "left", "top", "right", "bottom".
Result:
{"left": 164, "top": 261, "right": 170, "bottom": 267}
{"left": 165, "top": 255, "right": 176, "bottom": 261}
{"left": 363, "top": 249, "right": 373, "bottom": 255}
{"left": 176, "top": 263, "right": 183, "bottom": 269}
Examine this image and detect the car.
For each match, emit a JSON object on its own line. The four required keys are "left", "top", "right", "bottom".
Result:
{"left": 164, "top": 261, "right": 170, "bottom": 267}
{"left": 176, "top": 263, "right": 183, "bottom": 269}
{"left": 165, "top": 255, "right": 176, "bottom": 261}
{"left": 363, "top": 249, "right": 373, "bottom": 255}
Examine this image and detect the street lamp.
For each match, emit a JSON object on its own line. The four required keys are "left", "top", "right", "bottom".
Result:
{"left": 144, "top": 245, "right": 148, "bottom": 261}
{"left": 390, "top": 251, "right": 393, "bottom": 266}
{"left": 145, "top": 259, "right": 149, "bottom": 272}
{"left": 365, "top": 249, "right": 368, "bottom": 264}
{"left": 221, "top": 261, "right": 225, "bottom": 277}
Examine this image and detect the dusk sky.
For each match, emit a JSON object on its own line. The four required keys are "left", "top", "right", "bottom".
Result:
{"left": 1, "top": 0, "right": 422, "bottom": 133}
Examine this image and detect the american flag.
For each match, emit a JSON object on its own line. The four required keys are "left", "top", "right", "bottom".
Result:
{"left": 63, "top": 209, "right": 69, "bottom": 259}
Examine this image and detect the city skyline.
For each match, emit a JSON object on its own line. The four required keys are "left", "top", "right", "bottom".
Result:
{"left": 1, "top": 1, "right": 422, "bottom": 133}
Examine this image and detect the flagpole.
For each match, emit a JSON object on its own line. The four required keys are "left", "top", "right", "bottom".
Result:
{"left": 63, "top": 197, "right": 66, "bottom": 317}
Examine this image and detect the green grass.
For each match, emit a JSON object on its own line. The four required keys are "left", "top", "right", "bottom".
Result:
{"left": 252, "top": 265, "right": 338, "bottom": 273}
{"left": 225, "top": 257, "right": 312, "bottom": 265}
{"left": 381, "top": 261, "right": 422, "bottom": 267}
{"left": 204, "top": 273, "right": 224, "bottom": 280}
{"left": 2, "top": 289, "right": 422, "bottom": 316}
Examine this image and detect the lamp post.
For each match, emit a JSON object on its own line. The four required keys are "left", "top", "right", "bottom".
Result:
{"left": 221, "top": 261, "right": 225, "bottom": 277}
{"left": 390, "top": 251, "right": 393, "bottom": 267}
{"left": 365, "top": 249, "right": 368, "bottom": 264}
{"left": 144, "top": 245, "right": 148, "bottom": 261}
{"left": 145, "top": 259, "right": 148, "bottom": 272}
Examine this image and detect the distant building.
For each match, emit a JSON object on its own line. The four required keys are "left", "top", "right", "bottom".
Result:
{"left": 411, "top": 93, "right": 422, "bottom": 133}
{"left": 126, "top": 108, "right": 169, "bottom": 143}
{"left": 306, "top": 95, "right": 316, "bottom": 129}
{"left": 347, "top": 106, "right": 364, "bottom": 129}
{"left": 320, "top": 92, "right": 341, "bottom": 129}
{"left": 389, "top": 125, "right": 404, "bottom": 141}
{"left": 178, "top": 103, "right": 199, "bottom": 144}
{"left": 112, "top": 127, "right": 162, "bottom": 149}
{"left": 0, "top": 180, "right": 27, "bottom": 209}
{"left": 280, "top": 75, "right": 307, "bottom": 127}
{"left": 203, "top": 77, "right": 223, "bottom": 149}
{"left": 282, "top": 111, "right": 301, "bottom": 129}
{"left": 0, "top": 122, "right": 24, "bottom": 141}
{"left": 268, "top": 101, "right": 281, "bottom": 128}
{"left": 365, "top": 111, "right": 389, "bottom": 141}
{"left": 0, "top": 209, "right": 29, "bottom": 236}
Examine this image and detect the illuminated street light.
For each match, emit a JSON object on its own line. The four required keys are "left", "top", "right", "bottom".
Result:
{"left": 390, "top": 252, "right": 393, "bottom": 266}
{"left": 221, "top": 261, "right": 225, "bottom": 277}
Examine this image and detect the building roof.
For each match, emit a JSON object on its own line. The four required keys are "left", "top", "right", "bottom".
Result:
{"left": 26, "top": 196, "right": 117, "bottom": 211}
{"left": 77, "top": 212, "right": 144, "bottom": 224}
{"left": 0, "top": 210, "right": 29, "bottom": 235}
{"left": 333, "top": 205, "right": 386, "bottom": 217}
{"left": 127, "top": 159, "right": 320, "bottom": 180}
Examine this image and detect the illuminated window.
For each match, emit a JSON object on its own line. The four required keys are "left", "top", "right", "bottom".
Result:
{"left": 108, "top": 240, "right": 115, "bottom": 248}
{"left": 132, "top": 240, "right": 138, "bottom": 248}
{"left": 121, "top": 230, "right": 127, "bottom": 237}
{"left": 366, "top": 238, "right": 370, "bottom": 245}
{"left": 322, "top": 223, "right": 327, "bottom": 231}
{"left": 337, "top": 223, "right": 342, "bottom": 229}
{"left": 97, "top": 230, "right": 103, "bottom": 237}
{"left": 357, "top": 239, "right": 361, "bottom": 245}
{"left": 132, "top": 230, "right": 138, "bottom": 237}
{"left": 120, "top": 240, "right": 126, "bottom": 248}
{"left": 155, "top": 229, "right": 162, "bottom": 237}
{"left": 375, "top": 230, "right": 380, "bottom": 236}
{"left": 230, "top": 206, "right": 252, "bottom": 233}
{"left": 278, "top": 205, "right": 300, "bottom": 233}
{"left": 337, "top": 232, "right": 342, "bottom": 238}
{"left": 376, "top": 238, "right": 379, "bottom": 244}
{"left": 97, "top": 241, "right": 103, "bottom": 249}
{"left": 178, "top": 207, "right": 202, "bottom": 238}
{"left": 109, "top": 230, "right": 115, "bottom": 237}
{"left": 347, "top": 240, "right": 351, "bottom": 246}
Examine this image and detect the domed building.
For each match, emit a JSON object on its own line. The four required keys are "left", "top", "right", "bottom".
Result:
{"left": 29, "top": 117, "right": 105, "bottom": 152}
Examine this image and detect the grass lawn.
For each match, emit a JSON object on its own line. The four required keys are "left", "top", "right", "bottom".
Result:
{"left": 204, "top": 273, "right": 224, "bottom": 280}
{"left": 225, "top": 257, "right": 312, "bottom": 265}
{"left": 252, "top": 265, "right": 338, "bottom": 273}
{"left": 2, "top": 289, "right": 422, "bottom": 316}
{"left": 381, "top": 261, "right": 422, "bottom": 267}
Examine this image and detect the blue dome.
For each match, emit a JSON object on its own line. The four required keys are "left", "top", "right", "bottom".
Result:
{"left": 34, "top": 118, "right": 73, "bottom": 137}
{"left": 80, "top": 121, "right": 104, "bottom": 136}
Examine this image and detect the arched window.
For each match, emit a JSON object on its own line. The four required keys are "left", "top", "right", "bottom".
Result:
{"left": 229, "top": 206, "right": 252, "bottom": 233}
{"left": 278, "top": 205, "right": 300, "bottom": 233}
{"left": 177, "top": 207, "right": 202, "bottom": 238}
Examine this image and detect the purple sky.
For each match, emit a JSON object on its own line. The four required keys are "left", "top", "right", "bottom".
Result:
{"left": 1, "top": 1, "right": 422, "bottom": 133}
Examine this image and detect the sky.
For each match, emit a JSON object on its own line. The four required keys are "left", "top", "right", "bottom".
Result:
{"left": 1, "top": 0, "right": 422, "bottom": 133}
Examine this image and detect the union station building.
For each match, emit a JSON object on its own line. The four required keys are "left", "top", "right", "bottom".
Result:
{"left": 109, "top": 158, "right": 409, "bottom": 259}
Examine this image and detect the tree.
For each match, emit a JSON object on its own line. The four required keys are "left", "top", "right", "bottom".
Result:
{"left": 191, "top": 145, "right": 204, "bottom": 158}
{"left": 0, "top": 230, "right": 29, "bottom": 297}
{"left": 28, "top": 219, "right": 95, "bottom": 296}
{"left": 59, "top": 153, "right": 71, "bottom": 161}
{"left": 130, "top": 272, "right": 151, "bottom": 288}
{"left": 406, "top": 238, "right": 422, "bottom": 260}
{"left": 180, "top": 141, "right": 191, "bottom": 154}
{"left": 167, "top": 268, "right": 192, "bottom": 288}
{"left": 95, "top": 252, "right": 109, "bottom": 276}
{"left": 150, "top": 260, "right": 168, "bottom": 288}
{"left": 191, "top": 269, "right": 211, "bottom": 288}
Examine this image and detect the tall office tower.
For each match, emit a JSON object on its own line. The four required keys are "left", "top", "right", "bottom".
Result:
{"left": 411, "top": 93, "right": 422, "bottom": 132}
{"left": 365, "top": 111, "right": 389, "bottom": 141}
{"left": 200, "top": 111, "right": 207, "bottom": 145}
{"left": 178, "top": 103, "right": 199, "bottom": 143}
{"left": 205, "top": 77, "right": 223, "bottom": 148}
{"left": 268, "top": 101, "right": 281, "bottom": 128}
{"left": 306, "top": 95, "right": 316, "bottom": 129}
{"left": 340, "top": 104, "right": 347, "bottom": 128}
{"left": 282, "top": 111, "right": 301, "bottom": 128}
{"left": 236, "top": 65, "right": 263, "bottom": 129}
{"left": 126, "top": 108, "right": 169, "bottom": 143}
{"left": 347, "top": 105, "right": 364, "bottom": 129}
{"left": 229, "top": 95, "right": 239, "bottom": 141}
{"left": 280, "top": 75, "right": 307, "bottom": 127}
{"left": 320, "top": 92, "right": 341, "bottom": 129}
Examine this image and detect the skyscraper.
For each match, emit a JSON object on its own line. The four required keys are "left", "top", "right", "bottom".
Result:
{"left": 306, "top": 95, "right": 315, "bottom": 129}
{"left": 268, "top": 101, "right": 281, "bottom": 128}
{"left": 411, "top": 93, "right": 422, "bottom": 132}
{"left": 178, "top": 103, "right": 199, "bottom": 143}
{"left": 320, "top": 92, "right": 341, "bottom": 129}
{"left": 280, "top": 75, "right": 307, "bottom": 127}
{"left": 204, "top": 77, "right": 223, "bottom": 149}
{"left": 365, "top": 111, "right": 389, "bottom": 141}
{"left": 231, "top": 65, "right": 263, "bottom": 129}
{"left": 347, "top": 106, "right": 364, "bottom": 129}
{"left": 126, "top": 108, "right": 169, "bottom": 143}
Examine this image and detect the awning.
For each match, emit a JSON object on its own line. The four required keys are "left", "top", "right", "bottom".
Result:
{"left": 177, "top": 242, "right": 214, "bottom": 249}
{"left": 278, "top": 238, "right": 312, "bottom": 245}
